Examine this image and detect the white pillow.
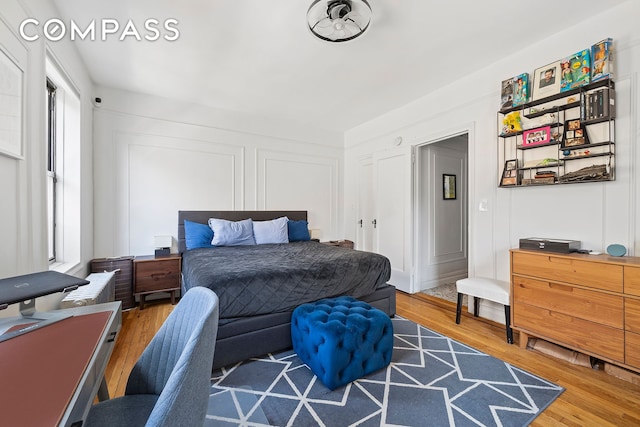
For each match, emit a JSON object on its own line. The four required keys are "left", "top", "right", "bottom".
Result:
{"left": 208, "top": 218, "right": 256, "bottom": 246}
{"left": 253, "top": 216, "right": 289, "bottom": 245}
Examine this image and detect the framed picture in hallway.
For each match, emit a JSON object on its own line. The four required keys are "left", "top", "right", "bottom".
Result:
{"left": 443, "top": 174, "right": 456, "bottom": 200}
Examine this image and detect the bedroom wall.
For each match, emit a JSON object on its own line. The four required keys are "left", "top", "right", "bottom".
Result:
{"left": 93, "top": 87, "right": 344, "bottom": 257}
{"left": 344, "top": 3, "right": 640, "bottom": 318}
{"left": 0, "top": 0, "right": 94, "bottom": 309}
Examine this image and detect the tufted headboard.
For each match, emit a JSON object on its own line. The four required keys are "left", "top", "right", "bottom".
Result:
{"left": 177, "top": 210, "right": 307, "bottom": 253}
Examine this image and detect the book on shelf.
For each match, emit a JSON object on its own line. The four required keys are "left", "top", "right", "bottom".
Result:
{"left": 598, "top": 87, "right": 616, "bottom": 119}
{"left": 535, "top": 171, "right": 557, "bottom": 179}
{"left": 581, "top": 87, "right": 616, "bottom": 121}
{"left": 532, "top": 176, "right": 556, "bottom": 184}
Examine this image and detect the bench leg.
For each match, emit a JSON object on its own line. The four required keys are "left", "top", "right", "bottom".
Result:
{"left": 473, "top": 296, "right": 480, "bottom": 317}
{"left": 504, "top": 305, "right": 513, "bottom": 344}
{"left": 455, "top": 293, "right": 463, "bottom": 324}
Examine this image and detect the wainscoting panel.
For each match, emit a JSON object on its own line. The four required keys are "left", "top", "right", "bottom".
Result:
{"left": 115, "top": 132, "right": 244, "bottom": 255}
{"left": 256, "top": 149, "right": 339, "bottom": 240}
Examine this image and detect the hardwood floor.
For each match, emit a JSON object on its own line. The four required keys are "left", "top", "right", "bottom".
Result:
{"left": 105, "top": 292, "right": 640, "bottom": 425}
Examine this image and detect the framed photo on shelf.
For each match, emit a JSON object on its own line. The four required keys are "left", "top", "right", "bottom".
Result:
{"left": 443, "top": 174, "right": 456, "bottom": 200}
{"left": 562, "top": 119, "right": 589, "bottom": 147}
{"left": 500, "top": 159, "right": 518, "bottom": 186}
{"left": 522, "top": 126, "right": 551, "bottom": 147}
{"left": 532, "top": 61, "right": 561, "bottom": 101}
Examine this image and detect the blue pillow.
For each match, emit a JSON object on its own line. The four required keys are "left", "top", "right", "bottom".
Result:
{"left": 184, "top": 220, "right": 214, "bottom": 250}
{"left": 253, "top": 216, "right": 289, "bottom": 245}
{"left": 288, "top": 220, "right": 310, "bottom": 242}
{"left": 208, "top": 218, "right": 256, "bottom": 246}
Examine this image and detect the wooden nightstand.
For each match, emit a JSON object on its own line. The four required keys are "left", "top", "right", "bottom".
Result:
{"left": 321, "top": 240, "right": 354, "bottom": 249}
{"left": 133, "top": 254, "right": 181, "bottom": 310}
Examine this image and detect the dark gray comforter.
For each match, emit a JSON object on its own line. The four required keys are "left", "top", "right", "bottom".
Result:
{"left": 182, "top": 241, "right": 391, "bottom": 319}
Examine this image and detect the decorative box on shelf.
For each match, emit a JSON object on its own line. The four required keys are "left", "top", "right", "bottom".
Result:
{"left": 519, "top": 238, "right": 580, "bottom": 254}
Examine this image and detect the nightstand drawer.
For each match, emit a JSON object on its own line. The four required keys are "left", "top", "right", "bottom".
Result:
{"left": 134, "top": 258, "right": 180, "bottom": 293}
{"left": 321, "top": 240, "right": 354, "bottom": 249}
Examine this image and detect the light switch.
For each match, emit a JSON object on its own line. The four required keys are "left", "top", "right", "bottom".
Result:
{"left": 479, "top": 199, "right": 488, "bottom": 212}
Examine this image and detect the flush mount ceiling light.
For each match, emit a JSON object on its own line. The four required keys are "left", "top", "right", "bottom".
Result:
{"left": 307, "top": 0, "right": 372, "bottom": 43}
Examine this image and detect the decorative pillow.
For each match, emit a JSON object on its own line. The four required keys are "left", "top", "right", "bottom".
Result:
{"left": 208, "top": 218, "right": 256, "bottom": 246}
{"left": 184, "top": 220, "right": 214, "bottom": 250}
{"left": 288, "top": 219, "right": 310, "bottom": 242}
{"left": 253, "top": 216, "right": 289, "bottom": 245}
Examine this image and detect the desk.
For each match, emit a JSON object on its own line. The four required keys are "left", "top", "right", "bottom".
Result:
{"left": 0, "top": 302, "right": 121, "bottom": 427}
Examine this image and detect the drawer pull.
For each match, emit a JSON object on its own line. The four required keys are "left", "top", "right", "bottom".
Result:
{"left": 549, "top": 283, "right": 574, "bottom": 293}
{"left": 151, "top": 273, "right": 167, "bottom": 280}
{"left": 548, "top": 257, "right": 573, "bottom": 265}
{"left": 549, "top": 311, "right": 573, "bottom": 322}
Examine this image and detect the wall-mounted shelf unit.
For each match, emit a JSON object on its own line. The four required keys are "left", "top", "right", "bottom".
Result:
{"left": 498, "top": 78, "right": 615, "bottom": 187}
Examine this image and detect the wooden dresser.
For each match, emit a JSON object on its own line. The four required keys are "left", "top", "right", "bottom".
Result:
{"left": 510, "top": 249, "right": 640, "bottom": 372}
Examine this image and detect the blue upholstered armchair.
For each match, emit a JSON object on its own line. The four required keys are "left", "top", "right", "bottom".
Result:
{"left": 85, "top": 287, "right": 219, "bottom": 427}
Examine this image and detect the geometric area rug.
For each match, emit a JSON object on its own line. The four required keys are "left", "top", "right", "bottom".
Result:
{"left": 206, "top": 317, "right": 564, "bottom": 427}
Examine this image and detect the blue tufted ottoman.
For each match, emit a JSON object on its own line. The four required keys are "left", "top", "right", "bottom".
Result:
{"left": 291, "top": 296, "right": 393, "bottom": 390}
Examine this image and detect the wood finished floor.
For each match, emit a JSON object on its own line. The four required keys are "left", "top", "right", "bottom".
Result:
{"left": 105, "top": 292, "right": 640, "bottom": 426}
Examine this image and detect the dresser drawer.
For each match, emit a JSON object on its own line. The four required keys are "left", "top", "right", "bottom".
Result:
{"left": 625, "top": 298, "right": 640, "bottom": 333}
{"left": 513, "top": 276, "right": 623, "bottom": 328}
{"left": 135, "top": 259, "right": 180, "bottom": 293}
{"left": 513, "top": 303, "right": 624, "bottom": 362}
{"left": 625, "top": 266, "right": 640, "bottom": 297}
{"left": 512, "top": 252, "right": 623, "bottom": 292}
{"left": 626, "top": 331, "right": 640, "bottom": 368}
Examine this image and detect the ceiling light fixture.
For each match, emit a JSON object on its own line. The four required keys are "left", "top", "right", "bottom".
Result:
{"left": 307, "top": 0, "right": 372, "bottom": 43}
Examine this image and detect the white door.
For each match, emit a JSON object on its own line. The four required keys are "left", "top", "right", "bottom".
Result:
{"left": 373, "top": 146, "right": 414, "bottom": 293}
{"left": 356, "top": 158, "right": 374, "bottom": 252}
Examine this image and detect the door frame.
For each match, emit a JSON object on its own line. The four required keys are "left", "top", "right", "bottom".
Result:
{"left": 412, "top": 124, "right": 476, "bottom": 291}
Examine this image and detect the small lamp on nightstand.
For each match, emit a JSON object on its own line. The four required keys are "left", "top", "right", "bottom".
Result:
{"left": 310, "top": 229, "right": 321, "bottom": 241}
{"left": 154, "top": 235, "right": 172, "bottom": 257}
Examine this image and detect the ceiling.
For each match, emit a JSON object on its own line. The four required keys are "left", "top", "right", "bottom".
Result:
{"left": 50, "top": 0, "right": 626, "bottom": 132}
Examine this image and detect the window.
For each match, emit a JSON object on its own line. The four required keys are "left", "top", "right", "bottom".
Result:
{"left": 46, "top": 79, "right": 57, "bottom": 262}
{"left": 46, "top": 54, "right": 81, "bottom": 271}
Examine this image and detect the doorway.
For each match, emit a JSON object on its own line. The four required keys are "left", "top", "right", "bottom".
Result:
{"left": 415, "top": 134, "right": 469, "bottom": 304}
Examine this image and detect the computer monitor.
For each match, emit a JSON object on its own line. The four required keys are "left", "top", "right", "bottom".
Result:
{"left": 0, "top": 271, "right": 89, "bottom": 342}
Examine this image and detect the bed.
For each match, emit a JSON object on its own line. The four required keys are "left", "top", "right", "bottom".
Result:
{"left": 178, "top": 210, "right": 396, "bottom": 369}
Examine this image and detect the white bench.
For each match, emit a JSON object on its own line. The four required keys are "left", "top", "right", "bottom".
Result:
{"left": 455, "top": 277, "right": 513, "bottom": 344}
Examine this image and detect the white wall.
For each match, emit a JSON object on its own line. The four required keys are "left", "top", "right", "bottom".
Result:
{"left": 0, "top": 0, "right": 94, "bottom": 311}
{"left": 93, "top": 87, "right": 344, "bottom": 257}
{"left": 344, "top": 3, "right": 640, "bottom": 319}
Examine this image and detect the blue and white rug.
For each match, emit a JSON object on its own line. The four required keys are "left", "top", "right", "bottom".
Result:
{"left": 206, "top": 317, "right": 563, "bottom": 426}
